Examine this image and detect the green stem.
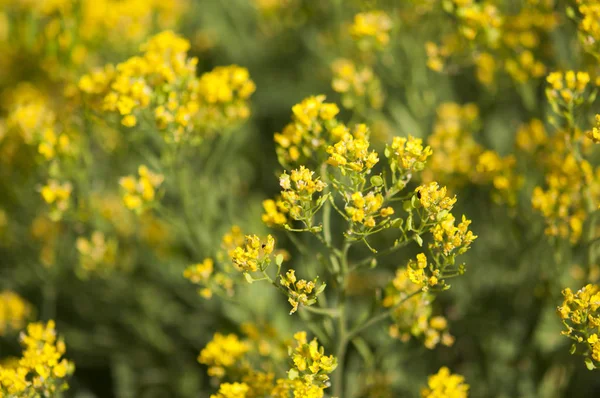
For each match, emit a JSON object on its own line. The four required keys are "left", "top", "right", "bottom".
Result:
{"left": 346, "top": 290, "right": 422, "bottom": 341}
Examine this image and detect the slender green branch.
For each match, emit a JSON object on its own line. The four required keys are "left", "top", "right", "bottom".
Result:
{"left": 346, "top": 290, "right": 422, "bottom": 341}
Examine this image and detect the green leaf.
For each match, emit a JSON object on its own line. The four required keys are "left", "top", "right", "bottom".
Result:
{"left": 275, "top": 254, "right": 284, "bottom": 266}
{"left": 585, "top": 357, "right": 596, "bottom": 370}
{"left": 413, "top": 234, "right": 423, "bottom": 247}
{"left": 243, "top": 273, "right": 254, "bottom": 284}
{"left": 288, "top": 368, "right": 299, "bottom": 380}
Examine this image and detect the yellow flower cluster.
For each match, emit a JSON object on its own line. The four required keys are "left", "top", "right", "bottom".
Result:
{"left": 576, "top": 0, "right": 600, "bottom": 56}
{"left": 546, "top": 70, "right": 591, "bottom": 106}
{"left": 532, "top": 150, "right": 596, "bottom": 243}
{"left": 231, "top": 234, "right": 275, "bottom": 273}
{"left": 198, "top": 333, "right": 250, "bottom": 378}
{"left": 558, "top": 284, "right": 600, "bottom": 368}
{"left": 384, "top": 269, "right": 454, "bottom": 349}
{"left": 349, "top": 11, "right": 393, "bottom": 48}
{"left": 331, "top": 58, "right": 383, "bottom": 110}
{"left": 0, "top": 291, "right": 32, "bottom": 336}
{"left": 184, "top": 258, "right": 214, "bottom": 298}
{"left": 185, "top": 227, "right": 260, "bottom": 300}
{"left": 415, "top": 182, "right": 457, "bottom": 221}
{"left": 279, "top": 269, "right": 325, "bottom": 314}
{"left": 326, "top": 124, "right": 379, "bottom": 174}
{"left": 516, "top": 119, "right": 547, "bottom": 153}
{"left": 262, "top": 197, "right": 289, "bottom": 227}
{"left": 0, "top": 320, "right": 74, "bottom": 396}
{"left": 271, "top": 378, "right": 325, "bottom": 398}
{"left": 345, "top": 191, "right": 394, "bottom": 228}
{"left": 4, "top": 85, "right": 55, "bottom": 145}
{"left": 78, "top": 0, "right": 188, "bottom": 44}
{"left": 423, "top": 103, "right": 521, "bottom": 205}
{"left": 475, "top": 150, "right": 522, "bottom": 206}
{"left": 277, "top": 166, "right": 327, "bottom": 222}
{"left": 119, "top": 165, "right": 164, "bottom": 213}
{"left": 421, "top": 367, "right": 469, "bottom": 398}
{"left": 75, "top": 231, "right": 118, "bottom": 277}
{"left": 386, "top": 135, "right": 433, "bottom": 178}
{"left": 430, "top": 214, "right": 477, "bottom": 257}
{"left": 427, "top": 1, "right": 557, "bottom": 85}
{"left": 40, "top": 179, "right": 73, "bottom": 221}
{"left": 406, "top": 253, "right": 439, "bottom": 288}
{"left": 80, "top": 31, "right": 255, "bottom": 141}
{"left": 210, "top": 382, "right": 250, "bottom": 398}
{"left": 288, "top": 331, "right": 337, "bottom": 389}
{"left": 194, "top": 65, "right": 256, "bottom": 131}
{"left": 586, "top": 114, "right": 600, "bottom": 143}
{"left": 274, "top": 95, "right": 340, "bottom": 166}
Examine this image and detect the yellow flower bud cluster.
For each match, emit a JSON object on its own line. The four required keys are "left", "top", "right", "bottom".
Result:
{"left": 349, "top": 11, "right": 393, "bottom": 49}
{"left": 326, "top": 124, "right": 379, "bottom": 174}
{"left": 383, "top": 270, "right": 454, "bottom": 349}
{"left": 587, "top": 115, "right": 600, "bottom": 143}
{"left": 75, "top": 231, "right": 118, "bottom": 277}
{"left": 80, "top": 31, "right": 255, "bottom": 141}
{"left": 345, "top": 191, "right": 393, "bottom": 228}
{"left": 558, "top": 284, "right": 600, "bottom": 368}
{"left": 331, "top": 58, "right": 383, "bottom": 110}
{"left": 279, "top": 269, "right": 325, "bottom": 314}
{"left": 119, "top": 165, "right": 164, "bottom": 213}
{"left": 532, "top": 151, "right": 596, "bottom": 244}
{"left": 194, "top": 65, "right": 256, "bottom": 131}
{"left": 5, "top": 84, "right": 55, "bottom": 145}
{"left": 288, "top": 331, "right": 337, "bottom": 389}
{"left": 386, "top": 135, "right": 433, "bottom": 178}
{"left": 271, "top": 378, "right": 325, "bottom": 398}
{"left": 0, "top": 320, "right": 74, "bottom": 396}
{"left": 430, "top": 214, "right": 477, "bottom": 257}
{"left": 40, "top": 179, "right": 73, "bottom": 221}
{"left": 275, "top": 166, "right": 327, "bottom": 223}
{"left": 420, "top": 367, "right": 469, "bottom": 398}
{"left": 183, "top": 258, "right": 215, "bottom": 299}
{"left": 423, "top": 103, "right": 481, "bottom": 187}
{"left": 516, "top": 119, "right": 547, "bottom": 153}
{"left": 423, "top": 103, "right": 522, "bottom": 205}
{"left": 426, "top": 1, "right": 557, "bottom": 85}
{"left": 231, "top": 234, "right": 275, "bottom": 273}
{"left": 577, "top": 0, "right": 600, "bottom": 56}
{"left": 210, "top": 382, "right": 249, "bottom": 398}
{"left": 261, "top": 197, "right": 289, "bottom": 227}
{"left": 274, "top": 95, "right": 340, "bottom": 167}
{"left": 415, "top": 182, "right": 457, "bottom": 221}
{"left": 200, "top": 329, "right": 333, "bottom": 397}
{"left": 198, "top": 333, "right": 250, "bottom": 378}
{"left": 546, "top": 70, "right": 592, "bottom": 106}
{"left": 185, "top": 226, "right": 258, "bottom": 300}
{"left": 0, "top": 291, "right": 32, "bottom": 336}
{"left": 475, "top": 150, "right": 523, "bottom": 206}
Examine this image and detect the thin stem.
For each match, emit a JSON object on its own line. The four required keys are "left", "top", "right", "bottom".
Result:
{"left": 346, "top": 290, "right": 422, "bottom": 341}
{"left": 301, "top": 306, "right": 340, "bottom": 317}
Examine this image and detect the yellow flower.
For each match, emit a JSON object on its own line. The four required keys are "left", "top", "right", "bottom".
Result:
{"left": 421, "top": 367, "right": 469, "bottom": 398}
{"left": 350, "top": 11, "right": 393, "bottom": 47}
{"left": 198, "top": 333, "right": 249, "bottom": 378}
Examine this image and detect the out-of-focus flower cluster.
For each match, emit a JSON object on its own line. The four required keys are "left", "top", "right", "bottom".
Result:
{"left": 426, "top": 0, "right": 557, "bottom": 86}
{"left": 198, "top": 329, "right": 335, "bottom": 397}
{"left": 558, "top": 284, "right": 600, "bottom": 369}
{"left": 420, "top": 366, "right": 469, "bottom": 398}
{"left": 423, "top": 103, "right": 522, "bottom": 206}
{"left": 79, "top": 31, "right": 255, "bottom": 142}
{"left": 0, "top": 320, "right": 74, "bottom": 396}
{"left": 0, "top": 292, "right": 32, "bottom": 336}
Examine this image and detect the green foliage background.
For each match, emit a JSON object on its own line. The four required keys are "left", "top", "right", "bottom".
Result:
{"left": 2, "top": 0, "right": 600, "bottom": 397}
